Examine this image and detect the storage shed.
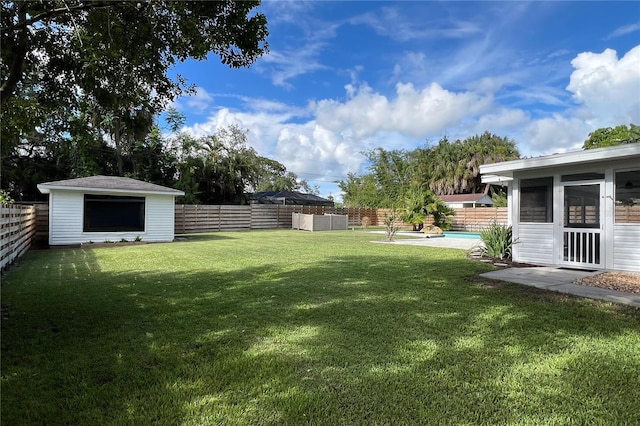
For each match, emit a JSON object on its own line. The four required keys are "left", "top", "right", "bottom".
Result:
{"left": 480, "top": 144, "right": 640, "bottom": 272}
{"left": 37, "top": 176, "right": 184, "bottom": 246}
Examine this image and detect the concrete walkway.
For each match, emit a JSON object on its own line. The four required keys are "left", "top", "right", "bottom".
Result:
{"left": 481, "top": 267, "right": 640, "bottom": 308}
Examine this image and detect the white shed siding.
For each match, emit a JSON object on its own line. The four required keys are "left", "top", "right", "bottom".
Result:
{"left": 613, "top": 225, "right": 640, "bottom": 272}
{"left": 144, "top": 194, "right": 176, "bottom": 242}
{"left": 49, "top": 190, "right": 84, "bottom": 245}
{"left": 514, "top": 223, "right": 554, "bottom": 265}
{"left": 48, "top": 190, "right": 176, "bottom": 245}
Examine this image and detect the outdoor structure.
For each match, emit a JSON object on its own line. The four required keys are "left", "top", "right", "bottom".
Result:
{"left": 439, "top": 193, "right": 494, "bottom": 208}
{"left": 37, "top": 176, "right": 184, "bottom": 245}
{"left": 250, "top": 191, "right": 334, "bottom": 206}
{"left": 292, "top": 213, "right": 348, "bottom": 231}
{"left": 481, "top": 144, "right": 640, "bottom": 272}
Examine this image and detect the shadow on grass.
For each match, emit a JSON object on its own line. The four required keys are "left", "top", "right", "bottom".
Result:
{"left": 2, "top": 246, "right": 639, "bottom": 424}
{"left": 175, "top": 232, "right": 239, "bottom": 242}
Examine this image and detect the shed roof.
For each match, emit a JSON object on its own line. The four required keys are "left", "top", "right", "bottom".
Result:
{"left": 250, "top": 191, "right": 334, "bottom": 206}
{"left": 439, "top": 193, "right": 493, "bottom": 204}
{"left": 481, "top": 144, "right": 640, "bottom": 183}
{"left": 37, "top": 175, "right": 185, "bottom": 196}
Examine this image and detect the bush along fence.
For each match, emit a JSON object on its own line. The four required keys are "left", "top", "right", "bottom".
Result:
{"left": 1, "top": 205, "right": 37, "bottom": 271}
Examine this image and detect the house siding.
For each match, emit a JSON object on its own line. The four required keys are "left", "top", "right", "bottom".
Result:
{"left": 145, "top": 194, "right": 176, "bottom": 242}
{"left": 613, "top": 224, "right": 640, "bottom": 272}
{"left": 49, "top": 191, "right": 84, "bottom": 245}
{"left": 48, "top": 190, "right": 176, "bottom": 245}
{"left": 513, "top": 223, "right": 554, "bottom": 265}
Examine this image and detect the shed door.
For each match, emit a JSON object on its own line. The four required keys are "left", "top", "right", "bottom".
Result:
{"left": 560, "top": 183, "right": 604, "bottom": 268}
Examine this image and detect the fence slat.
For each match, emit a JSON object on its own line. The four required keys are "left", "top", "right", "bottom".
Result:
{"left": 172, "top": 205, "right": 508, "bottom": 234}
{"left": 1, "top": 204, "right": 37, "bottom": 270}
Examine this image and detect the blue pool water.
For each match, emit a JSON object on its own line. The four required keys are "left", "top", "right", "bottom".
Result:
{"left": 443, "top": 231, "right": 482, "bottom": 240}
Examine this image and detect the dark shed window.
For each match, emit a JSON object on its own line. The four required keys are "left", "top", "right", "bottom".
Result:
{"left": 83, "top": 195, "right": 145, "bottom": 232}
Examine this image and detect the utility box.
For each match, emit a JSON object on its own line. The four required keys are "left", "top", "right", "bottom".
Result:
{"left": 292, "top": 213, "right": 348, "bottom": 231}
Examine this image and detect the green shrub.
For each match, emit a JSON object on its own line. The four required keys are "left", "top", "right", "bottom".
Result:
{"left": 0, "top": 189, "right": 14, "bottom": 205}
{"left": 480, "top": 222, "right": 512, "bottom": 260}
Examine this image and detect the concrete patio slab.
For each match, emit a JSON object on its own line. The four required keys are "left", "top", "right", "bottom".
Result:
{"left": 481, "top": 267, "right": 640, "bottom": 308}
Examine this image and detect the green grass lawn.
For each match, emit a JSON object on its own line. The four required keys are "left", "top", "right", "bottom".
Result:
{"left": 2, "top": 230, "right": 639, "bottom": 425}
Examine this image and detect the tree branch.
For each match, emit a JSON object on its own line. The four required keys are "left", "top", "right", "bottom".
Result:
{"left": 1, "top": 1, "right": 119, "bottom": 32}
{"left": 0, "top": 2, "right": 28, "bottom": 105}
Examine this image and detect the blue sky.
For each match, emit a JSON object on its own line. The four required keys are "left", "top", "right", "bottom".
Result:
{"left": 167, "top": 1, "right": 640, "bottom": 200}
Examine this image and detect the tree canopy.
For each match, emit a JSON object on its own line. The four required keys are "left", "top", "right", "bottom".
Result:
{"left": 1, "top": 1, "right": 269, "bottom": 190}
{"left": 582, "top": 124, "right": 640, "bottom": 149}
{"left": 1, "top": 1, "right": 268, "bottom": 106}
{"left": 338, "top": 132, "right": 520, "bottom": 208}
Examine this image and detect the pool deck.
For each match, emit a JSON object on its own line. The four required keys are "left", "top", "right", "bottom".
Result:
{"left": 370, "top": 231, "right": 482, "bottom": 250}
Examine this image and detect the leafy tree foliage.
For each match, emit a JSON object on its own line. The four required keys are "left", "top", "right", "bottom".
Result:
{"left": 337, "top": 173, "right": 382, "bottom": 208}
{"left": 414, "top": 132, "right": 519, "bottom": 195}
{"left": 1, "top": 1, "right": 267, "bottom": 105}
{"left": 582, "top": 124, "right": 640, "bottom": 149}
{"left": 166, "top": 125, "right": 306, "bottom": 204}
{"left": 2, "top": 121, "right": 308, "bottom": 205}
{"left": 400, "top": 184, "right": 455, "bottom": 230}
{"left": 338, "top": 132, "right": 519, "bottom": 208}
{"left": 366, "top": 148, "right": 413, "bottom": 205}
{"left": 1, "top": 1, "right": 269, "bottom": 191}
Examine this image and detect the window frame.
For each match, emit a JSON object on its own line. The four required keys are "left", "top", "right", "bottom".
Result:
{"left": 614, "top": 168, "right": 640, "bottom": 225}
{"left": 83, "top": 194, "right": 146, "bottom": 233}
{"left": 519, "top": 176, "right": 554, "bottom": 223}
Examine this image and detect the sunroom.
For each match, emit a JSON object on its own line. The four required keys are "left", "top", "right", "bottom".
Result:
{"left": 480, "top": 144, "right": 640, "bottom": 272}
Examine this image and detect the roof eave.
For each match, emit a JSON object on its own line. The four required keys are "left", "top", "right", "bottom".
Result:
{"left": 482, "top": 174, "right": 514, "bottom": 184}
{"left": 37, "top": 184, "right": 184, "bottom": 196}
{"left": 480, "top": 144, "right": 640, "bottom": 176}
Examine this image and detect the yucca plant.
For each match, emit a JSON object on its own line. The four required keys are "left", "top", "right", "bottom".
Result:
{"left": 480, "top": 221, "right": 513, "bottom": 260}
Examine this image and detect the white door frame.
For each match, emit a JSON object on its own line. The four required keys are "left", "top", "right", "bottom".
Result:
{"left": 558, "top": 180, "right": 605, "bottom": 269}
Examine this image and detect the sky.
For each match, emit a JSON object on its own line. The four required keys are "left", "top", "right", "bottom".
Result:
{"left": 166, "top": 1, "right": 640, "bottom": 200}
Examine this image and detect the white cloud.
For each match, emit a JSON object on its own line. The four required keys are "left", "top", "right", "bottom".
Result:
{"left": 184, "top": 87, "right": 214, "bottom": 113}
{"left": 259, "top": 44, "right": 328, "bottom": 88}
{"left": 350, "top": 6, "right": 482, "bottom": 42}
{"left": 566, "top": 46, "right": 640, "bottom": 127}
{"left": 178, "top": 44, "right": 640, "bottom": 198}
{"left": 523, "top": 115, "right": 588, "bottom": 155}
{"left": 315, "top": 82, "right": 493, "bottom": 139}
{"left": 605, "top": 23, "right": 640, "bottom": 40}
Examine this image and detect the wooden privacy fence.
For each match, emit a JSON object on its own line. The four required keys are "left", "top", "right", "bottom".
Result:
{"left": 174, "top": 205, "right": 379, "bottom": 234}
{"left": 1, "top": 205, "right": 37, "bottom": 270}
{"left": 174, "top": 205, "right": 508, "bottom": 234}
{"left": 450, "top": 208, "right": 507, "bottom": 231}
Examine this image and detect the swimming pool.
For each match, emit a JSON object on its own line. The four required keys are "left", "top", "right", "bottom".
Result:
{"left": 443, "top": 231, "right": 482, "bottom": 240}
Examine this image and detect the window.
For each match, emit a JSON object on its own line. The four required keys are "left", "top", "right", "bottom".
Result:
{"left": 561, "top": 172, "right": 604, "bottom": 182}
{"left": 564, "top": 184, "right": 600, "bottom": 228}
{"left": 83, "top": 195, "right": 145, "bottom": 232}
{"left": 615, "top": 169, "right": 640, "bottom": 224}
{"left": 520, "top": 177, "right": 553, "bottom": 223}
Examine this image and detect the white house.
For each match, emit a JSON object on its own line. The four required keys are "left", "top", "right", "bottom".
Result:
{"left": 37, "top": 176, "right": 184, "bottom": 246}
{"left": 439, "top": 193, "right": 494, "bottom": 208}
{"left": 480, "top": 144, "right": 640, "bottom": 272}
